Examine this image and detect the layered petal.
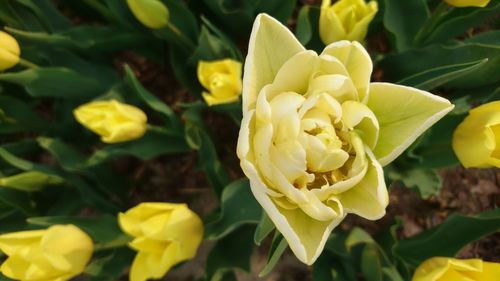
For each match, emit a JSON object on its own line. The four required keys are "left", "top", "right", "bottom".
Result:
{"left": 243, "top": 14, "right": 305, "bottom": 113}
{"left": 368, "top": 83, "right": 454, "bottom": 166}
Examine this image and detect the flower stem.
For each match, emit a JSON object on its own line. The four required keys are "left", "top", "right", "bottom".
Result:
{"left": 18, "top": 58, "right": 39, "bottom": 69}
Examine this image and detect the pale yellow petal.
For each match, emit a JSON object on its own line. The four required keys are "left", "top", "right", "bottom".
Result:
{"left": 338, "top": 147, "right": 388, "bottom": 220}
{"left": 321, "top": 41, "right": 372, "bottom": 101}
{"left": 243, "top": 13, "right": 305, "bottom": 113}
{"left": 368, "top": 83, "right": 454, "bottom": 166}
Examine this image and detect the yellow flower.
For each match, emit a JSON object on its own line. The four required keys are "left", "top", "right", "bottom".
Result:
{"left": 197, "top": 59, "right": 242, "bottom": 106}
{"left": 237, "top": 14, "right": 454, "bottom": 265}
{"left": 127, "top": 0, "right": 169, "bottom": 29}
{"left": 118, "top": 202, "right": 203, "bottom": 281}
{"left": 73, "top": 99, "right": 147, "bottom": 143}
{"left": 452, "top": 101, "right": 500, "bottom": 168}
{"left": 444, "top": 0, "right": 490, "bottom": 7}
{"left": 412, "top": 257, "right": 500, "bottom": 281}
{"left": 0, "top": 171, "right": 63, "bottom": 192}
{"left": 0, "top": 225, "right": 93, "bottom": 281}
{"left": 0, "top": 31, "right": 20, "bottom": 71}
{"left": 319, "top": 0, "right": 378, "bottom": 45}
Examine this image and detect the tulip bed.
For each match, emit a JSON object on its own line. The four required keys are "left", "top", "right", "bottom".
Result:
{"left": 0, "top": 1, "right": 499, "bottom": 281}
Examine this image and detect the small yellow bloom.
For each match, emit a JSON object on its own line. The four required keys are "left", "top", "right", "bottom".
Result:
{"left": 0, "top": 224, "right": 94, "bottom": 281}
{"left": 73, "top": 99, "right": 147, "bottom": 143}
{"left": 0, "top": 171, "right": 63, "bottom": 192}
{"left": 127, "top": 0, "right": 169, "bottom": 29}
{"left": 0, "top": 31, "right": 20, "bottom": 71}
{"left": 444, "top": 0, "right": 490, "bottom": 7}
{"left": 412, "top": 257, "right": 500, "bottom": 281}
{"left": 118, "top": 202, "right": 203, "bottom": 281}
{"left": 197, "top": 59, "right": 242, "bottom": 106}
{"left": 453, "top": 101, "right": 500, "bottom": 168}
{"left": 320, "top": 0, "right": 378, "bottom": 45}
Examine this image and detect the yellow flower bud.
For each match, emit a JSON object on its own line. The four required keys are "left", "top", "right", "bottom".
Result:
{"left": 197, "top": 59, "right": 242, "bottom": 106}
{"left": 0, "top": 31, "right": 20, "bottom": 71}
{"left": 0, "top": 224, "right": 94, "bottom": 281}
{"left": 127, "top": 0, "right": 169, "bottom": 29}
{"left": 320, "top": 0, "right": 378, "bottom": 45}
{"left": 452, "top": 101, "right": 500, "bottom": 168}
{"left": 118, "top": 202, "right": 203, "bottom": 281}
{"left": 412, "top": 257, "right": 500, "bottom": 281}
{"left": 73, "top": 99, "right": 147, "bottom": 144}
{"left": 0, "top": 171, "right": 63, "bottom": 192}
{"left": 444, "top": 0, "right": 490, "bottom": 7}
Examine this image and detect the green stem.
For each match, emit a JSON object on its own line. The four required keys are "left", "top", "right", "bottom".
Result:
{"left": 414, "top": 2, "right": 450, "bottom": 45}
{"left": 146, "top": 124, "right": 181, "bottom": 137}
{"left": 18, "top": 58, "right": 39, "bottom": 69}
{"left": 165, "top": 22, "right": 196, "bottom": 51}
{"left": 93, "top": 236, "right": 131, "bottom": 251}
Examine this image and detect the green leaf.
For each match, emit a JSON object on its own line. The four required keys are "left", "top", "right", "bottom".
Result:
{"left": 383, "top": 0, "right": 429, "bottom": 51}
{"left": 254, "top": 212, "right": 275, "bottom": 245}
{"left": 6, "top": 26, "right": 153, "bottom": 52}
{"left": 388, "top": 167, "right": 442, "bottom": 199}
{"left": 394, "top": 208, "right": 500, "bottom": 267}
{"left": 295, "top": 5, "right": 312, "bottom": 45}
{"left": 123, "top": 65, "right": 183, "bottom": 132}
{"left": 259, "top": 233, "right": 288, "bottom": 277}
{"left": 408, "top": 114, "right": 464, "bottom": 168}
{"left": 423, "top": 1, "right": 500, "bottom": 45}
{"left": 254, "top": 0, "right": 297, "bottom": 25}
{"left": 0, "top": 67, "right": 104, "bottom": 99}
{"left": 206, "top": 224, "right": 255, "bottom": 279}
{"left": 27, "top": 215, "right": 127, "bottom": 244}
{"left": 0, "top": 95, "right": 49, "bottom": 133}
{"left": 183, "top": 108, "right": 230, "bottom": 197}
{"left": 85, "top": 247, "right": 136, "bottom": 281}
{"left": 379, "top": 42, "right": 500, "bottom": 89}
{"left": 85, "top": 130, "right": 189, "bottom": 167}
{"left": 205, "top": 179, "right": 261, "bottom": 240}
{"left": 0, "top": 188, "right": 36, "bottom": 216}
{"left": 201, "top": 0, "right": 254, "bottom": 38}
{"left": 14, "top": 0, "right": 71, "bottom": 32}
{"left": 190, "top": 26, "right": 237, "bottom": 63}
{"left": 397, "top": 59, "right": 489, "bottom": 91}
{"left": 464, "top": 30, "right": 500, "bottom": 45}
{"left": 361, "top": 244, "right": 383, "bottom": 281}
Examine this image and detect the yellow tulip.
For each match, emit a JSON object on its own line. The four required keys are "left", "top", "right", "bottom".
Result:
{"left": 0, "top": 31, "right": 20, "bottom": 71}
{"left": 0, "top": 224, "right": 94, "bottom": 281}
{"left": 73, "top": 99, "right": 147, "bottom": 143}
{"left": 0, "top": 171, "right": 63, "bottom": 192}
{"left": 444, "top": 0, "right": 490, "bottom": 7}
{"left": 237, "top": 14, "right": 454, "bottom": 265}
{"left": 118, "top": 202, "right": 203, "bottom": 281}
{"left": 320, "top": 0, "right": 378, "bottom": 45}
{"left": 452, "top": 101, "right": 500, "bottom": 168}
{"left": 127, "top": 0, "right": 169, "bottom": 29}
{"left": 197, "top": 59, "right": 242, "bottom": 106}
{"left": 412, "top": 257, "right": 500, "bottom": 281}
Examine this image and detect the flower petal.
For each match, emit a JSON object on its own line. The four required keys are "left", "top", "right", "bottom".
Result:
{"left": 243, "top": 13, "right": 305, "bottom": 113}
{"left": 241, "top": 159, "right": 344, "bottom": 265}
{"left": 321, "top": 41, "right": 372, "bottom": 102}
{"left": 338, "top": 147, "right": 388, "bottom": 220}
{"left": 368, "top": 83, "right": 454, "bottom": 166}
